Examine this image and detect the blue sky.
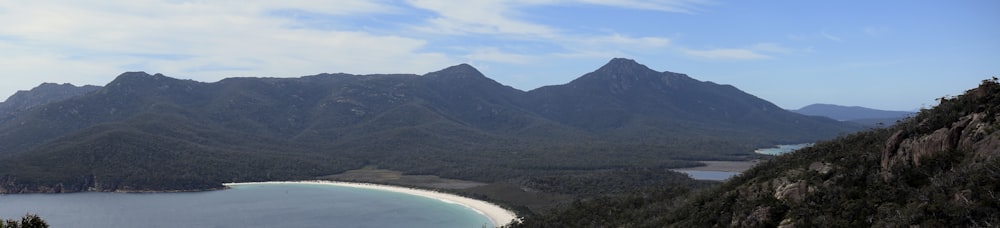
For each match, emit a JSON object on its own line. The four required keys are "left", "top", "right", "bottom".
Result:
{"left": 1, "top": 1, "right": 997, "bottom": 110}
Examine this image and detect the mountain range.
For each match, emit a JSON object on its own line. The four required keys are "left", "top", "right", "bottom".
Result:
{"left": 0, "top": 58, "right": 860, "bottom": 193}
{"left": 793, "top": 103, "right": 915, "bottom": 127}
{"left": 0, "top": 83, "right": 101, "bottom": 125}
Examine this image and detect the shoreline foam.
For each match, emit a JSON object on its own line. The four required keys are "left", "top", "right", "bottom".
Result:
{"left": 224, "top": 181, "right": 518, "bottom": 227}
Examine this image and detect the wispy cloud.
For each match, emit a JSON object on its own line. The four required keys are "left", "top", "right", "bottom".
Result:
{"left": 0, "top": 0, "right": 715, "bottom": 98}
{"left": 820, "top": 31, "right": 844, "bottom": 42}
{"left": 580, "top": 34, "right": 671, "bottom": 47}
{"left": 461, "top": 47, "right": 541, "bottom": 64}
{"left": 403, "top": 0, "right": 683, "bottom": 64}
{"left": 0, "top": 1, "right": 453, "bottom": 81}
{"left": 788, "top": 30, "right": 850, "bottom": 43}
{"left": 406, "top": 0, "right": 557, "bottom": 37}
{"left": 405, "top": 0, "right": 713, "bottom": 36}
{"left": 680, "top": 42, "right": 805, "bottom": 60}
{"left": 575, "top": 0, "right": 715, "bottom": 14}
{"left": 751, "top": 43, "right": 795, "bottom": 54}
{"left": 863, "top": 26, "right": 890, "bottom": 37}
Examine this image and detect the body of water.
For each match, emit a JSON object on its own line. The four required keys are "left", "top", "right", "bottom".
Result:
{"left": 754, "top": 143, "right": 814, "bottom": 155}
{"left": 0, "top": 183, "right": 493, "bottom": 228}
{"left": 675, "top": 170, "right": 740, "bottom": 181}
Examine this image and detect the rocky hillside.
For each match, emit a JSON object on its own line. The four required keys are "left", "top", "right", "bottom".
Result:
{"left": 511, "top": 78, "right": 999, "bottom": 227}
{"left": 670, "top": 78, "right": 1000, "bottom": 227}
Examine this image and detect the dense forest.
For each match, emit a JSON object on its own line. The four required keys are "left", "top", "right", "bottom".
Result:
{"left": 0, "top": 59, "right": 858, "bottom": 194}
{"left": 509, "top": 78, "right": 1000, "bottom": 227}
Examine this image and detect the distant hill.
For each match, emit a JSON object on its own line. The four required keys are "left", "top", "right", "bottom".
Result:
{"left": 0, "top": 58, "right": 860, "bottom": 193}
{"left": 512, "top": 78, "right": 1000, "bottom": 227}
{"left": 0, "top": 83, "right": 101, "bottom": 124}
{"left": 530, "top": 59, "right": 857, "bottom": 141}
{"left": 793, "top": 103, "right": 915, "bottom": 126}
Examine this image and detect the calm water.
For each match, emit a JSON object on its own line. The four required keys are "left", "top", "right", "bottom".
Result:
{"left": 675, "top": 170, "right": 740, "bottom": 181}
{"left": 754, "top": 143, "right": 813, "bottom": 155}
{"left": 0, "top": 183, "right": 493, "bottom": 228}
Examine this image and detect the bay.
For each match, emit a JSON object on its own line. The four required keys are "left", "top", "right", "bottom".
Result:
{"left": 0, "top": 183, "right": 493, "bottom": 228}
{"left": 754, "top": 143, "right": 814, "bottom": 155}
{"left": 675, "top": 170, "right": 739, "bottom": 181}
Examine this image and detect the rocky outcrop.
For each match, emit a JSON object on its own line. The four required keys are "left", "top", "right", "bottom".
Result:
{"left": 663, "top": 79, "right": 1000, "bottom": 227}
{"left": 882, "top": 112, "right": 997, "bottom": 179}
{"left": 774, "top": 179, "right": 810, "bottom": 204}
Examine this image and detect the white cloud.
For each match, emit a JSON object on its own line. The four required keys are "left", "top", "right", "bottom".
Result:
{"left": 461, "top": 47, "right": 541, "bottom": 64}
{"left": 581, "top": 34, "right": 670, "bottom": 47}
{"left": 404, "top": 0, "right": 712, "bottom": 36}
{"left": 0, "top": 0, "right": 455, "bottom": 97}
{"left": 406, "top": 0, "right": 556, "bottom": 37}
{"left": 681, "top": 42, "right": 806, "bottom": 60}
{"left": 552, "top": 33, "right": 671, "bottom": 58}
{"left": 402, "top": 0, "right": 681, "bottom": 66}
{"left": 0, "top": 0, "right": 714, "bottom": 99}
{"left": 575, "top": 0, "right": 714, "bottom": 13}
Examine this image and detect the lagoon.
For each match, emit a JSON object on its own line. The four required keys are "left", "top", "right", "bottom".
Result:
{"left": 754, "top": 143, "right": 813, "bottom": 155}
{"left": 675, "top": 170, "right": 740, "bottom": 181}
{"left": 0, "top": 183, "right": 495, "bottom": 228}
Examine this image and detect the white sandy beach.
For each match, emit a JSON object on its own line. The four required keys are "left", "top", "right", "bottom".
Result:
{"left": 224, "top": 181, "right": 518, "bottom": 227}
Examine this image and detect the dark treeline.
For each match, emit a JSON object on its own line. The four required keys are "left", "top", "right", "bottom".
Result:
{"left": 1, "top": 214, "right": 48, "bottom": 228}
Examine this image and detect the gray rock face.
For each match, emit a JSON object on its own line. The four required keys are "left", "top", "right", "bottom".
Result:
{"left": 881, "top": 112, "right": 997, "bottom": 179}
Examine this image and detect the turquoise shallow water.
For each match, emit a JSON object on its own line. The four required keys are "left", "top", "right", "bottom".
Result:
{"left": 0, "top": 183, "right": 493, "bottom": 228}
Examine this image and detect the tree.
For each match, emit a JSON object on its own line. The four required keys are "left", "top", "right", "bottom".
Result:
{"left": 0, "top": 214, "right": 48, "bottom": 228}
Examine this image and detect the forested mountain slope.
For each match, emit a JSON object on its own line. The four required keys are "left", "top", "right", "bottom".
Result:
{"left": 511, "top": 78, "right": 1000, "bottom": 227}
{"left": 528, "top": 58, "right": 856, "bottom": 143}
{"left": 0, "top": 83, "right": 100, "bottom": 125}
{"left": 0, "top": 58, "right": 860, "bottom": 193}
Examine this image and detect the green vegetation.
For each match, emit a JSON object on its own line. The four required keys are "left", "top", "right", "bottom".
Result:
{"left": 0, "top": 60, "right": 878, "bottom": 225}
{"left": 0, "top": 59, "right": 855, "bottom": 194}
{"left": 511, "top": 78, "right": 1000, "bottom": 227}
{"left": 1, "top": 214, "right": 48, "bottom": 228}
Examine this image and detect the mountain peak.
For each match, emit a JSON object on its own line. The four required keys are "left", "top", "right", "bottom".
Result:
{"left": 424, "top": 63, "right": 486, "bottom": 79}
{"left": 425, "top": 63, "right": 486, "bottom": 80}
{"left": 563, "top": 58, "right": 669, "bottom": 94}
{"left": 607, "top": 57, "right": 641, "bottom": 66}
{"left": 0, "top": 82, "right": 101, "bottom": 115}
{"left": 110, "top": 72, "right": 181, "bottom": 83}
{"left": 118, "top": 71, "right": 153, "bottom": 78}
{"left": 595, "top": 58, "right": 654, "bottom": 74}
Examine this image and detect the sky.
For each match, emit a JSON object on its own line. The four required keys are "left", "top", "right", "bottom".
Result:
{"left": 1, "top": 1, "right": 997, "bottom": 111}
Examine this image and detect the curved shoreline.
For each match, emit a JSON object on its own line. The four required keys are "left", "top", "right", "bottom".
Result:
{"left": 224, "top": 180, "right": 518, "bottom": 227}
